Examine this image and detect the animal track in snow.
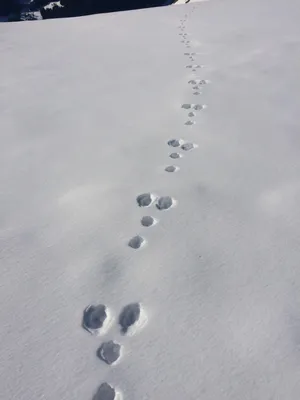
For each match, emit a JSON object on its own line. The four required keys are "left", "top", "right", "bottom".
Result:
{"left": 128, "top": 235, "right": 146, "bottom": 249}
{"left": 181, "top": 142, "right": 198, "bottom": 151}
{"left": 119, "top": 303, "right": 147, "bottom": 336}
{"left": 169, "top": 152, "right": 182, "bottom": 159}
{"left": 82, "top": 304, "right": 111, "bottom": 336}
{"left": 193, "top": 92, "right": 201, "bottom": 95}
{"left": 194, "top": 104, "right": 207, "bottom": 110}
{"left": 93, "top": 383, "right": 122, "bottom": 400}
{"left": 141, "top": 216, "right": 157, "bottom": 227}
{"left": 168, "top": 138, "right": 184, "bottom": 147}
{"left": 165, "top": 165, "right": 179, "bottom": 173}
{"left": 184, "top": 52, "right": 198, "bottom": 56}
{"left": 188, "top": 112, "right": 196, "bottom": 117}
{"left": 97, "top": 341, "right": 122, "bottom": 365}
{"left": 188, "top": 79, "right": 210, "bottom": 85}
{"left": 156, "top": 196, "right": 176, "bottom": 210}
{"left": 185, "top": 120, "right": 195, "bottom": 126}
{"left": 181, "top": 103, "right": 192, "bottom": 109}
{"left": 182, "top": 103, "right": 206, "bottom": 111}
{"left": 136, "top": 193, "right": 156, "bottom": 207}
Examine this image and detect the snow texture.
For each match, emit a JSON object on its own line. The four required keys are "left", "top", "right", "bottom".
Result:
{"left": 1, "top": 0, "right": 300, "bottom": 398}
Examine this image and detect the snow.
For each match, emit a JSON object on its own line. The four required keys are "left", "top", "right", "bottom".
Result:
{"left": 175, "top": 0, "right": 208, "bottom": 4}
{"left": 20, "top": 11, "right": 43, "bottom": 21}
{"left": 44, "top": 1, "right": 63, "bottom": 10}
{"left": 1, "top": 0, "right": 300, "bottom": 399}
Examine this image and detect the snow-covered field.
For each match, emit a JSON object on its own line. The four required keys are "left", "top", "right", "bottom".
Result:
{"left": 1, "top": 0, "right": 300, "bottom": 399}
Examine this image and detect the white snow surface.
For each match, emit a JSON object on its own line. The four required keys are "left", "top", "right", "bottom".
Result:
{"left": 1, "top": 0, "right": 300, "bottom": 399}
{"left": 44, "top": 1, "right": 63, "bottom": 10}
{"left": 175, "top": 0, "right": 208, "bottom": 4}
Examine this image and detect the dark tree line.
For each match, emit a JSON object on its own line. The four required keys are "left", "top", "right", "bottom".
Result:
{"left": 41, "top": 0, "right": 170, "bottom": 19}
{"left": 0, "top": 0, "right": 19, "bottom": 15}
{"left": 0, "top": 0, "right": 173, "bottom": 20}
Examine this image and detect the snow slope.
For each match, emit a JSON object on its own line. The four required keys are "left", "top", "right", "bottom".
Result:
{"left": 1, "top": 0, "right": 300, "bottom": 399}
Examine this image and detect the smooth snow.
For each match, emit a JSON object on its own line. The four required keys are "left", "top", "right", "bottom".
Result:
{"left": 1, "top": 0, "right": 300, "bottom": 399}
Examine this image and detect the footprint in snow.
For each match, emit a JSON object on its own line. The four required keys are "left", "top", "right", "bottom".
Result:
{"left": 185, "top": 52, "right": 199, "bottom": 56}
{"left": 93, "top": 383, "right": 121, "bottom": 400}
{"left": 136, "top": 193, "right": 156, "bottom": 207}
{"left": 128, "top": 235, "right": 146, "bottom": 249}
{"left": 82, "top": 304, "right": 111, "bottom": 336}
{"left": 168, "top": 138, "right": 184, "bottom": 147}
{"left": 194, "top": 104, "right": 207, "bottom": 110}
{"left": 119, "top": 303, "right": 147, "bottom": 335}
{"left": 185, "top": 120, "right": 195, "bottom": 126}
{"left": 188, "top": 111, "right": 196, "bottom": 117}
{"left": 97, "top": 341, "right": 122, "bottom": 365}
{"left": 186, "top": 65, "right": 201, "bottom": 69}
{"left": 169, "top": 152, "right": 183, "bottom": 159}
{"left": 181, "top": 103, "right": 206, "bottom": 111}
{"left": 181, "top": 142, "right": 198, "bottom": 151}
{"left": 165, "top": 165, "right": 179, "bottom": 173}
{"left": 141, "top": 216, "right": 157, "bottom": 227}
{"left": 181, "top": 103, "right": 192, "bottom": 109}
{"left": 181, "top": 103, "right": 193, "bottom": 110}
{"left": 188, "top": 79, "right": 210, "bottom": 85}
{"left": 156, "top": 196, "right": 176, "bottom": 210}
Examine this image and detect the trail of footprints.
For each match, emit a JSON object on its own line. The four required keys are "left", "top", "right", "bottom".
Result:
{"left": 83, "top": 302, "right": 146, "bottom": 399}
{"left": 85, "top": 6, "right": 208, "bottom": 399}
